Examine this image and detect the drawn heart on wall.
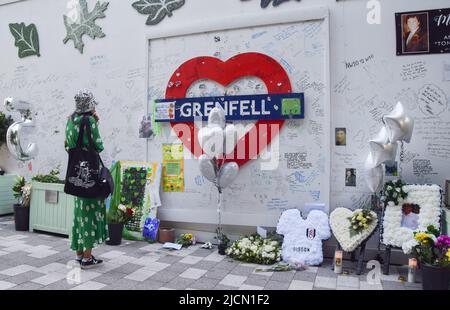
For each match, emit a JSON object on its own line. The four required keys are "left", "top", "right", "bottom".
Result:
{"left": 165, "top": 52, "right": 292, "bottom": 167}
{"left": 329, "top": 208, "right": 378, "bottom": 252}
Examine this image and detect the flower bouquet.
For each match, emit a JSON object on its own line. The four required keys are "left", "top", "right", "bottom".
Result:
{"left": 383, "top": 180, "right": 407, "bottom": 206}
{"left": 106, "top": 204, "right": 134, "bottom": 246}
{"left": 176, "top": 233, "right": 195, "bottom": 248}
{"left": 348, "top": 209, "right": 375, "bottom": 237}
{"left": 226, "top": 234, "right": 281, "bottom": 265}
{"left": 406, "top": 225, "right": 450, "bottom": 290}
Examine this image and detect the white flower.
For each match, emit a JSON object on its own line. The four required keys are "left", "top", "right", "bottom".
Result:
{"left": 118, "top": 204, "right": 126, "bottom": 212}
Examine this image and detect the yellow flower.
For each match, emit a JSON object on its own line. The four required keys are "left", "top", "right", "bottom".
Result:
{"left": 363, "top": 224, "right": 368, "bottom": 229}
{"left": 446, "top": 249, "right": 450, "bottom": 262}
{"left": 185, "top": 233, "right": 193, "bottom": 240}
{"left": 357, "top": 215, "right": 363, "bottom": 221}
{"left": 415, "top": 232, "right": 432, "bottom": 244}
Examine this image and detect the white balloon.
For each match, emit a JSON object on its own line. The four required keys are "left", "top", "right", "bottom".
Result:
{"left": 4, "top": 98, "right": 38, "bottom": 161}
{"left": 368, "top": 127, "right": 398, "bottom": 168}
{"left": 223, "top": 124, "right": 238, "bottom": 156}
{"left": 364, "top": 156, "right": 385, "bottom": 193}
{"left": 198, "top": 154, "right": 217, "bottom": 183}
{"left": 217, "top": 162, "right": 239, "bottom": 189}
{"left": 198, "top": 126, "right": 224, "bottom": 158}
{"left": 208, "top": 105, "right": 226, "bottom": 129}
{"left": 383, "top": 102, "right": 415, "bottom": 143}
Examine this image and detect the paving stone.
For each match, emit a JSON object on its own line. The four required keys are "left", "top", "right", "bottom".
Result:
{"left": 229, "top": 265, "right": 255, "bottom": 276}
{"left": 191, "top": 249, "right": 215, "bottom": 257}
{"left": 219, "top": 274, "right": 247, "bottom": 287}
{"left": 165, "top": 277, "right": 195, "bottom": 289}
{"left": 156, "top": 255, "right": 182, "bottom": 264}
{"left": 289, "top": 280, "right": 314, "bottom": 290}
{"left": 149, "top": 270, "right": 179, "bottom": 283}
{"left": 204, "top": 268, "right": 230, "bottom": 280}
{"left": 294, "top": 271, "right": 317, "bottom": 282}
{"left": 111, "top": 263, "right": 144, "bottom": 275}
{"left": 135, "top": 279, "right": 166, "bottom": 290}
{"left": 94, "top": 271, "right": 128, "bottom": 285}
{"left": 40, "top": 279, "right": 78, "bottom": 290}
{"left": 5, "top": 271, "right": 43, "bottom": 284}
{"left": 244, "top": 275, "right": 269, "bottom": 287}
{"left": 10, "top": 282, "right": 44, "bottom": 290}
{"left": 192, "top": 260, "right": 218, "bottom": 271}
{"left": 103, "top": 278, "right": 139, "bottom": 290}
{"left": 125, "top": 268, "right": 156, "bottom": 282}
{"left": 180, "top": 268, "right": 207, "bottom": 280}
{"left": 0, "top": 264, "right": 35, "bottom": 276}
{"left": 214, "top": 284, "right": 238, "bottom": 290}
{"left": 165, "top": 262, "right": 191, "bottom": 273}
{"left": 382, "top": 280, "right": 406, "bottom": 290}
{"left": 270, "top": 271, "right": 295, "bottom": 282}
{"left": 317, "top": 266, "right": 338, "bottom": 278}
{"left": 215, "top": 260, "right": 239, "bottom": 271}
{"left": 190, "top": 277, "right": 220, "bottom": 290}
{"left": 314, "top": 276, "right": 337, "bottom": 289}
{"left": 72, "top": 281, "right": 106, "bottom": 290}
{"left": 0, "top": 280, "right": 17, "bottom": 290}
{"left": 337, "top": 275, "right": 360, "bottom": 288}
{"left": 264, "top": 280, "right": 290, "bottom": 290}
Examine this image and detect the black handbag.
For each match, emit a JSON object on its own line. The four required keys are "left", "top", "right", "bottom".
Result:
{"left": 64, "top": 116, "right": 113, "bottom": 199}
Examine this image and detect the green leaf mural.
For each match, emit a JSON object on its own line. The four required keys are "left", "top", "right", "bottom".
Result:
{"left": 9, "top": 23, "right": 40, "bottom": 58}
{"left": 132, "top": 0, "right": 185, "bottom": 25}
{"left": 63, "top": 0, "right": 109, "bottom": 54}
{"left": 120, "top": 167, "right": 148, "bottom": 232}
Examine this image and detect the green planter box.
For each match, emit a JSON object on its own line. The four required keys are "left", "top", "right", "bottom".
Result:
{"left": 29, "top": 181, "right": 75, "bottom": 236}
{"left": 443, "top": 208, "right": 450, "bottom": 235}
{"left": 0, "top": 174, "right": 18, "bottom": 215}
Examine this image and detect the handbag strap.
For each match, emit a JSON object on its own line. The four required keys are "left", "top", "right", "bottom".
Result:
{"left": 76, "top": 116, "right": 95, "bottom": 150}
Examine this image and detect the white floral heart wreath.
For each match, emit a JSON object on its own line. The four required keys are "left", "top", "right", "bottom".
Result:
{"left": 330, "top": 208, "right": 378, "bottom": 253}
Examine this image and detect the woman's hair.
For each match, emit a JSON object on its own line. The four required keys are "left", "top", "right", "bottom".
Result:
{"left": 69, "top": 111, "right": 94, "bottom": 121}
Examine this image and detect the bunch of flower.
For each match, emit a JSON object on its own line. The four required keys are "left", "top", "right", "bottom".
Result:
{"left": 383, "top": 180, "right": 408, "bottom": 206}
{"left": 407, "top": 225, "right": 450, "bottom": 267}
{"left": 226, "top": 234, "right": 281, "bottom": 265}
{"left": 12, "top": 176, "right": 32, "bottom": 208}
{"left": 176, "top": 233, "right": 195, "bottom": 247}
{"left": 348, "top": 209, "right": 375, "bottom": 237}
{"left": 108, "top": 204, "right": 134, "bottom": 224}
{"left": 215, "top": 227, "right": 230, "bottom": 245}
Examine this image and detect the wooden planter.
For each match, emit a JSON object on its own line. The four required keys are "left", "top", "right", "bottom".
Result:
{"left": 29, "top": 181, "right": 75, "bottom": 236}
{"left": 0, "top": 174, "right": 18, "bottom": 215}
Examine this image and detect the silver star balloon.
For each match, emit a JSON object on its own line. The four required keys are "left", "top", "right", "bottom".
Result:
{"left": 368, "top": 126, "right": 398, "bottom": 168}
{"left": 383, "top": 102, "right": 414, "bottom": 143}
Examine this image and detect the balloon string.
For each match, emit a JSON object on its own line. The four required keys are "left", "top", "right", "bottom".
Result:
{"left": 218, "top": 189, "right": 222, "bottom": 236}
{"left": 399, "top": 141, "right": 405, "bottom": 179}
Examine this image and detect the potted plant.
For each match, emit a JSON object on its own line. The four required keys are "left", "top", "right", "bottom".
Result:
{"left": 0, "top": 111, "right": 13, "bottom": 149}
{"left": 29, "top": 168, "right": 75, "bottom": 236}
{"left": 12, "top": 176, "right": 31, "bottom": 231}
{"left": 215, "top": 227, "right": 230, "bottom": 255}
{"left": 106, "top": 204, "right": 134, "bottom": 246}
{"left": 409, "top": 225, "right": 450, "bottom": 290}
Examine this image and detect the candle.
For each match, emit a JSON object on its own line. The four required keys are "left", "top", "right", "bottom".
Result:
{"left": 334, "top": 250, "right": 343, "bottom": 274}
{"left": 408, "top": 258, "right": 417, "bottom": 283}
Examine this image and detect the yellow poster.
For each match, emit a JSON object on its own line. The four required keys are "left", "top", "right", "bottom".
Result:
{"left": 162, "top": 144, "right": 184, "bottom": 192}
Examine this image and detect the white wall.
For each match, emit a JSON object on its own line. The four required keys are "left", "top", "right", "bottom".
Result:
{"left": 0, "top": 0, "right": 449, "bottom": 250}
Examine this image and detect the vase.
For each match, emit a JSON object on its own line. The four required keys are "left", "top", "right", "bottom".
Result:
{"left": 421, "top": 264, "right": 450, "bottom": 290}
{"left": 218, "top": 243, "right": 228, "bottom": 255}
{"left": 14, "top": 204, "right": 29, "bottom": 231}
{"left": 106, "top": 223, "right": 124, "bottom": 246}
{"left": 158, "top": 227, "right": 175, "bottom": 243}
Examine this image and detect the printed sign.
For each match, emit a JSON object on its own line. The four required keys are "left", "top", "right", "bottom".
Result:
{"left": 154, "top": 93, "right": 304, "bottom": 122}
{"left": 396, "top": 8, "right": 450, "bottom": 56}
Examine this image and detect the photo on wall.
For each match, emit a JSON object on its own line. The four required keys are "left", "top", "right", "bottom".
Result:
{"left": 335, "top": 128, "right": 346, "bottom": 146}
{"left": 385, "top": 161, "right": 398, "bottom": 177}
{"left": 396, "top": 8, "right": 450, "bottom": 55}
{"left": 345, "top": 168, "right": 356, "bottom": 187}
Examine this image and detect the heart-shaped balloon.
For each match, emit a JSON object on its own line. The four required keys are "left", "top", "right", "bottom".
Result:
{"left": 197, "top": 126, "right": 224, "bottom": 158}
{"left": 383, "top": 102, "right": 415, "bottom": 143}
{"left": 208, "top": 105, "right": 226, "bottom": 129}
{"left": 330, "top": 208, "right": 378, "bottom": 252}
{"left": 217, "top": 162, "right": 239, "bottom": 189}
{"left": 223, "top": 124, "right": 238, "bottom": 157}
{"left": 368, "top": 127, "right": 398, "bottom": 168}
{"left": 198, "top": 154, "right": 217, "bottom": 183}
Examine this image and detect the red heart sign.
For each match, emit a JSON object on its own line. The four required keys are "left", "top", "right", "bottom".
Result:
{"left": 165, "top": 52, "right": 292, "bottom": 167}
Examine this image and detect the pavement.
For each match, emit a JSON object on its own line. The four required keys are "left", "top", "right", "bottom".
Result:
{"left": 0, "top": 215, "right": 423, "bottom": 290}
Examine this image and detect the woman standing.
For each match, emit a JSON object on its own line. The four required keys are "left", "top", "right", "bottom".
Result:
{"left": 65, "top": 90, "right": 107, "bottom": 269}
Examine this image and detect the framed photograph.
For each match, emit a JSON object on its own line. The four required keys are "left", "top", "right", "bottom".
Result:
{"left": 345, "top": 168, "right": 356, "bottom": 187}
{"left": 396, "top": 8, "right": 450, "bottom": 56}
{"left": 335, "top": 128, "right": 346, "bottom": 146}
